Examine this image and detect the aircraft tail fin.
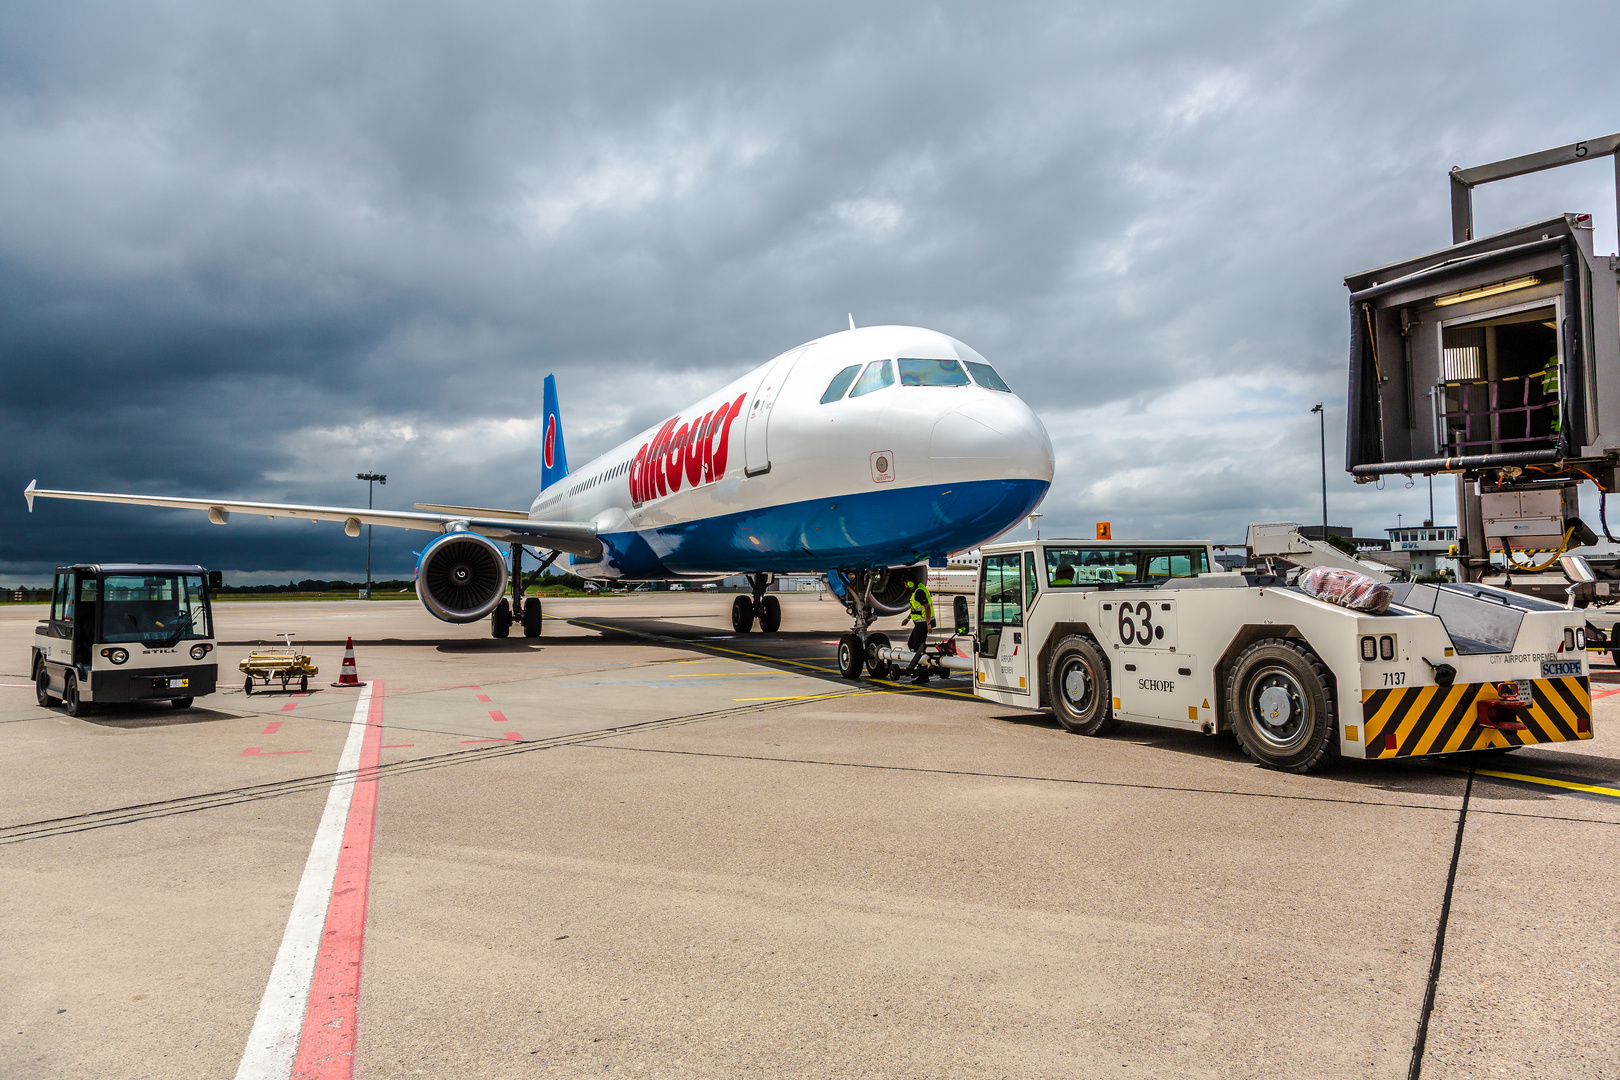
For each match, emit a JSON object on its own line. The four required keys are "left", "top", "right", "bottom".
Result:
{"left": 541, "top": 374, "right": 570, "bottom": 491}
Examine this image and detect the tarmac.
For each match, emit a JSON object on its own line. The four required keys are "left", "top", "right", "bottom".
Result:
{"left": 2, "top": 593, "right": 1618, "bottom": 1079}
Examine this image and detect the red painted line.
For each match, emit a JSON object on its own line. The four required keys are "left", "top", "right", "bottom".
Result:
{"left": 1594, "top": 687, "right": 1620, "bottom": 700}
{"left": 475, "top": 693, "right": 492, "bottom": 703}
{"left": 281, "top": 702, "right": 298, "bottom": 712}
{"left": 261, "top": 721, "right": 283, "bottom": 735}
{"left": 241, "top": 746, "right": 312, "bottom": 756}
{"left": 460, "top": 733, "right": 521, "bottom": 744}
{"left": 380, "top": 744, "right": 414, "bottom": 749}
{"left": 487, "top": 709, "right": 507, "bottom": 723}
{"left": 291, "top": 680, "right": 385, "bottom": 1079}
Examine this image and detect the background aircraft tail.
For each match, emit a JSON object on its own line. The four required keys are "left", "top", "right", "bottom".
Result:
{"left": 541, "top": 373, "right": 569, "bottom": 491}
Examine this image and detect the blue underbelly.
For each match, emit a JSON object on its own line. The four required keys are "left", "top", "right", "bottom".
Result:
{"left": 577, "top": 477, "right": 1047, "bottom": 578}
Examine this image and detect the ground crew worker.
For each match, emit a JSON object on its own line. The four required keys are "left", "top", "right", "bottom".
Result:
{"left": 902, "top": 572, "right": 935, "bottom": 683}
{"left": 1542, "top": 356, "right": 1560, "bottom": 434}
{"left": 1052, "top": 563, "right": 1076, "bottom": 586}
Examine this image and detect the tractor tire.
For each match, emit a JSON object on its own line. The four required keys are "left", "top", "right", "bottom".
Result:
{"left": 1225, "top": 638, "right": 1337, "bottom": 774}
{"left": 1047, "top": 635, "right": 1117, "bottom": 735}
{"left": 759, "top": 594, "right": 782, "bottom": 634}
{"left": 36, "top": 666, "right": 54, "bottom": 706}
{"left": 172, "top": 697, "right": 194, "bottom": 709}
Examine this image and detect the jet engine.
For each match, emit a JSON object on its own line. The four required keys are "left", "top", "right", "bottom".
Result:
{"left": 416, "top": 531, "right": 510, "bottom": 622}
{"left": 828, "top": 566, "right": 924, "bottom": 617}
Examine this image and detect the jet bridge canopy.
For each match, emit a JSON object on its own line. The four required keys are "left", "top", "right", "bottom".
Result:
{"left": 1344, "top": 213, "right": 1619, "bottom": 479}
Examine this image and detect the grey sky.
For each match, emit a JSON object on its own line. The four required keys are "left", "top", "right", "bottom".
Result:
{"left": 4, "top": 0, "right": 1618, "bottom": 582}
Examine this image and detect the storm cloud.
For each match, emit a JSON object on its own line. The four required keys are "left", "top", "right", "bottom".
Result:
{"left": 3, "top": 0, "right": 1618, "bottom": 581}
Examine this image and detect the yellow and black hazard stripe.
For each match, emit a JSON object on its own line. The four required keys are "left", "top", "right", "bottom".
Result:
{"left": 1360, "top": 677, "right": 1592, "bottom": 759}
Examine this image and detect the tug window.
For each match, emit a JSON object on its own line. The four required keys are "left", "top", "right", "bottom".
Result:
{"left": 820, "top": 364, "right": 862, "bottom": 403}
{"left": 848, "top": 360, "right": 895, "bottom": 398}
{"left": 897, "top": 358, "right": 970, "bottom": 387}
{"left": 963, "top": 360, "right": 1011, "bottom": 392}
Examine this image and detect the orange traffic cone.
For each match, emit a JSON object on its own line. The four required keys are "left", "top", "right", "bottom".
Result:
{"left": 331, "top": 636, "right": 366, "bottom": 687}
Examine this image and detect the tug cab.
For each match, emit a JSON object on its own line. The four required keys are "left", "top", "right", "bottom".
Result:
{"left": 31, "top": 564, "right": 222, "bottom": 716}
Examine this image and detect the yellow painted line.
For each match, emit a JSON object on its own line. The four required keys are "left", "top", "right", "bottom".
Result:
{"left": 669, "top": 672, "right": 795, "bottom": 678}
{"left": 559, "top": 614, "right": 981, "bottom": 699}
{"left": 1471, "top": 767, "right": 1620, "bottom": 799}
{"left": 733, "top": 691, "right": 878, "bottom": 702}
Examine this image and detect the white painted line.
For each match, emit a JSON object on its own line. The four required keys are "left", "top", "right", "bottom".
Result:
{"left": 234, "top": 683, "right": 374, "bottom": 1080}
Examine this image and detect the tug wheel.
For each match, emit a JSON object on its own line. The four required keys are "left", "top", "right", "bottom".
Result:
{"left": 36, "top": 666, "right": 54, "bottom": 707}
{"left": 1048, "top": 635, "right": 1117, "bottom": 735}
{"left": 63, "top": 672, "right": 85, "bottom": 718}
{"left": 1226, "top": 638, "right": 1337, "bottom": 774}
{"left": 837, "top": 634, "right": 864, "bottom": 679}
{"left": 172, "top": 697, "right": 194, "bottom": 709}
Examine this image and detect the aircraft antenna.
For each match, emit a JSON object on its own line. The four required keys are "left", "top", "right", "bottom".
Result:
{"left": 848, "top": 314, "right": 856, "bottom": 331}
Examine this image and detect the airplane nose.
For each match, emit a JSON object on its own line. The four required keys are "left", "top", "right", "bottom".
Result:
{"left": 928, "top": 394, "right": 1054, "bottom": 481}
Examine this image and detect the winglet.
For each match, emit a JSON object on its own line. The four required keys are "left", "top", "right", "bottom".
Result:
{"left": 540, "top": 374, "right": 569, "bottom": 491}
{"left": 848, "top": 313, "right": 857, "bottom": 331}
{"left": 24, "top": 479, "right": 35, "bottom": 512}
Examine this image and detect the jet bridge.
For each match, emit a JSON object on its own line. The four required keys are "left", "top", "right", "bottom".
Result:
{"left": 1344, "top": 133, "right": 1620, "bottom": 581}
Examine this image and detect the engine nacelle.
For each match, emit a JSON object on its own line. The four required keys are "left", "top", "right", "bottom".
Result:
{"left": 828, "top": 566, "right": 925, "bottom": 617}
{"left": 416, "top": 531, "right": 510, "bottom": 622}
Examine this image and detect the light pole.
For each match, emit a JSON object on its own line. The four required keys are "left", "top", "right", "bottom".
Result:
{"left": 357, "top": 472, "right": 386, "bottom": 598}
{"left": 1310, "top": 403, "right": 1327, "bottom": 535}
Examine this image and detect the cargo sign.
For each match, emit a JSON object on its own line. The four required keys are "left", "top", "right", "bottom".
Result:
{"left": 1540, "top": 660, "right": 1582, "bottom": 677}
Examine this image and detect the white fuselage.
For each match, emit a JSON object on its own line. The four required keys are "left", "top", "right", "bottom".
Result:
{"left": 532, "top": 326, "right": 1055, "bottom": 579}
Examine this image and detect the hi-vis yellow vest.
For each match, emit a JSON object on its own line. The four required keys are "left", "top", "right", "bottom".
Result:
{"left": 909, "top": 584, "right": 932, "bottom": 620}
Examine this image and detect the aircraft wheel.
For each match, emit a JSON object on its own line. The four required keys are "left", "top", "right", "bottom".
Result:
{"left": 63, "top": 672, "right": 85, "bottom": 717}
{"left": 492, "top": 602, "right": 512, "bottom": 639}
{"left": 36, "top": 666, "right": 54, "bottom": 706}
{"left": 523, "top": 597, "right": 543, "bottom": 637}
{"left": 731, "top": 595, "right": 755, "bottom": 634}
{"left": 837, "top": 634, "right": 864, "bottom": 679}
{"left": 1226, "top": 638, "right": 1337, "bottom": 774}
{"left": 865, "top": 632, "right": 892, "bottom": 680}
{"left": 759, "top": 595, "right": 782, "bottom": 634}
{"left": 1048, "top": 635, "right": 1117, "bottom": 735}
{"left": 172, "top": 697, "right": 194, "bottom": 709}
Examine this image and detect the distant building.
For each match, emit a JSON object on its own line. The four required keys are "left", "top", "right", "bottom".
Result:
{"left": 1384, "top": 522, "right": 1459, "bottom": 578}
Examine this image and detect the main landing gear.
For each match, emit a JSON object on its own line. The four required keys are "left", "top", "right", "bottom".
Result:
{"left": 731, "top": 574, "right": 781, "bottom": 634}
{"left": 492, "top": 543, "right": 552, "bottom": 638}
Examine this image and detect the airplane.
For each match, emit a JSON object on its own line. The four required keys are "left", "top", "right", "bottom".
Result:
{"left": 25, "top": 324, "right": 1054, "bottom": 667}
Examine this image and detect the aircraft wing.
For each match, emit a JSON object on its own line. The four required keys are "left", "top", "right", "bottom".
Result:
{"left": 23, "top": 481, "right": 602, "bottom": 557}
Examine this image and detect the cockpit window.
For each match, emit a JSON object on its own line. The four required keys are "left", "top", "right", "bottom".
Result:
{"left": 848, "top": 360, "right": 895, "bottom": 398}
{"left": 820, "top": 364, "right": 862, "bottom": 403}
{"left": 897, "top": 358, "right": 970, "bottom": 386}
{"left": 963, "top": 360, "right": 1011, "bottom": 392}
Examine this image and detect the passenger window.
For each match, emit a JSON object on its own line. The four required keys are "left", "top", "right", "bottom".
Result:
{"left": 848, "top": 360, "right": 894, "bottom": 398}
{"left": 963, "top": 360, "right": 1011, "bottom": 392}
{"left": 820, "top": 364, "right": 862, "bottom": 403}
{"left": 897, "top": 358, "right": 970, "bottom": 387}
